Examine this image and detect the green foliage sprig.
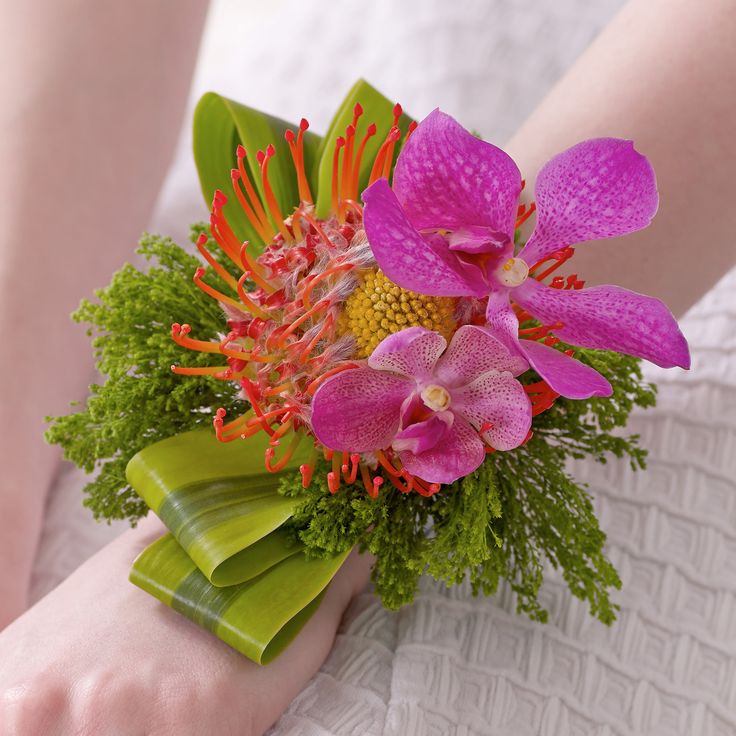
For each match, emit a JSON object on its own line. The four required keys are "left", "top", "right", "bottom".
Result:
{"left": 45, "top": 229, "right": 244, "bottom": 522}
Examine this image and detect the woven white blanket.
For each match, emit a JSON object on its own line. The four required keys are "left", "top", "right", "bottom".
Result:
{"left": 35, "top": 2, "right": 736, "bottom": 733}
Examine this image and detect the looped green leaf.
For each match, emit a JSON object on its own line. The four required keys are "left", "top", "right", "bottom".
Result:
{"left": 126, "top": 429, "right": 310, "bottom": 586}
{"left": 130, "top": 533, "right": 349, "bottom": 664}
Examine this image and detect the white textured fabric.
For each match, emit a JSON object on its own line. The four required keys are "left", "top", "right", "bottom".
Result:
{"left": 33, "top": 1, "right": 736, "bottom": 734}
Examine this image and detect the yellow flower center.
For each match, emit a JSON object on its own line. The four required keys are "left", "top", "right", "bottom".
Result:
{"left": 337, "top": 268, "right": 457, "bottom": 358}
{"left": 421, "top": 384, "right": 451, "bottom": 411}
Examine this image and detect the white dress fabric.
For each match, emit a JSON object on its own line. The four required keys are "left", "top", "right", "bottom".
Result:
{"left": 34, "top": 1, "right": 736, "bottom": 734}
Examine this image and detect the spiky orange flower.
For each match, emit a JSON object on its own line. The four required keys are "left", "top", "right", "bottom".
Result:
{"left": 172, "top": 104, "right": 443, "bottom": 496}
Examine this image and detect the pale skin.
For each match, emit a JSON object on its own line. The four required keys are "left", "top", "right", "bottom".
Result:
{"left": 0, "top": 516, "right": 373, "bottom": 736}
{"left": 1, "top": 0, "right": 735, "bottom": 733}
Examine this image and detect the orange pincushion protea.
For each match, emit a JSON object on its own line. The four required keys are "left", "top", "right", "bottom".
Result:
{"left": 171, "top": 104, "right": 443, "bottom": 497}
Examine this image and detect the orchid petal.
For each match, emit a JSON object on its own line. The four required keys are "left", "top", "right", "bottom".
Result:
{"left": 368, "top": 326, "right": 447, "bottom": 380}
{"left": 515, "top": 279, "right": 690, "bottom": 369}
{"left": 392, "top": 412, "right": 451, "bottom": 455}
{"left": 310, "top": 368, "right": 412, "bottom": 452}
{"left": 520, "top": 339, "right": 612, "bottom": 399}
{"left": 392, "top": 109, "right": 522, "bottom": 236}
{"left": 398, "top": 413, "right": 485, "bottom": 485}
{"left": 519, "top": 138, "right": 658, "bottom": 267}
{"left": 484, "top": 288, "right": 520, "bottom": 355}
{"left": 447, "top": 225, "right": 510, "bottom": 255}
{"left": 363, "top": 178, "right": 488, "bottom": 297}
{"left": 451, "top": 371, "right": 532, "bottom": 451}
{"left": 435, "top": 325, "right": 528, "bottom": 387}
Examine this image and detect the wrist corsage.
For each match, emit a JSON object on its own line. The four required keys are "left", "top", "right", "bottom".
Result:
{"left": 48, "top": 80, "right": 688, "bottom": 664}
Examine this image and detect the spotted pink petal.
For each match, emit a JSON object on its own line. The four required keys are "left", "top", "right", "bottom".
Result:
{"left": 434, "top": 325, "right": 528, "bottom": 387}
{"left": 519, "top": 138, "right": 659, "bottom": 267}
{"left": 392, "top": 109, "right": 522, "bottom": 236}
{"left": 362, "top": 179, "right": 487, "bottom": 297}
{"left": 451, "top": 371, "right": 532, "bottom": 451}
{"left": 310, "top": 368, "right": 412, "bottom": 452}
{"left": 368, "top": 327, "right": 447, "bottom": 380}
{"left": 484, "top": 288, "right": 520, "bottom": 355}
{"left": 392, "top": 412, "right": 452, "bottom": 455}
{"left": 520, "top": 339, "right": 612, "bottom": 399}
{"left": 447, "top": 225, "right": 511, "bottom": 255}
{"left": 398, "top": 413, "right": 485, "bottom": 485}
{"left": 515, "top": 279, "right": 690, "bottom": 369}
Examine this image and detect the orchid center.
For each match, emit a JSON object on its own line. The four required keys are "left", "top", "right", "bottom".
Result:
{"left": 496, "top": 257, "right": 529, "bottom": 288}
{"left": 420, "top": 384, "right": 451, "bottom": 412}
{"left": 336, "top": 268, "right": 457, "bottom": 358}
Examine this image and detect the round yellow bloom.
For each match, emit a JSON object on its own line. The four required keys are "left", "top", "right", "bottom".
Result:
{"left": 337, "top": 268, "right": 457, "bottom": 358}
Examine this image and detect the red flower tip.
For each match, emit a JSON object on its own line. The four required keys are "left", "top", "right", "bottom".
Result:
{"left": 335, "top": 136, "right": 345, "bottom": 148}
{"left": 299, "top": 118, "right": 309, "bottom": 131}
{"left": 256, "top": 150, "right": 265, "bottom": 165}
{"left": 196, "top": 233, "right": 208, "bottom": 246}
{"left": 230, "top": 168, "right": 240, "bottom": 180}
{"left": 194, "top": 266, "right": 206, "bottom": 279}
{"left": 353, "top": 102, "right": 363, "bottom": 116}
{"left": 284, "top": 129, "right": 295, "bottom": 143}
{"left": 236, "top": 144, "right": 246, "bottom": 159}
{"left": 367, "top": 122, "right": 377, "bottom": 135}
{"left": 266, "top": 143, "right": 276, "bottom": 157}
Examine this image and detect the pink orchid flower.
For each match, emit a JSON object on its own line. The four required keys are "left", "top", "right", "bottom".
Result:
{"left": 310, "top": 325, "right": 532, "bottom": 485}
{"left": 362, "top": 110, "right": 690, "bottom": 399}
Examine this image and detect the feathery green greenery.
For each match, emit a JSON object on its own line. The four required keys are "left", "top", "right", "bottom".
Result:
{"left": 45, "top": 229, "right": 244, "bottom": 523}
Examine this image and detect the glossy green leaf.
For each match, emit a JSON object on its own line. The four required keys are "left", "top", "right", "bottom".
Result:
{"left": 314, "top": 79, "right": 414, "bottom": 218}
{"left": 126, "top": 429, "right": 311, "bottom": 586}
{"left": 131, "top": 533, "right": 349, "bottom": 664}
{"left": 193, "top": 92, "right": 321, "bottom": 252}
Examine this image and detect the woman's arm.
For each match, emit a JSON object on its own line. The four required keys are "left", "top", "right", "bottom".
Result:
{"left": 0, "top": 517, "right": 373, "bottom": 736}
{"left": 0, "top": 0, "right": 209, "bottom": 628}
{"left": 506, "top": 0, "right": 736, "bottom": 318}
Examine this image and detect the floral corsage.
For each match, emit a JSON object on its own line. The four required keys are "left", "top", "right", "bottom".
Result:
{"left": 48, "top": 80, "right": 688, "bottom": 664}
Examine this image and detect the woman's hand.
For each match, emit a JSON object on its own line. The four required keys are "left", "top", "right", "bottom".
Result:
{"left": 0, "top": 516, "right": 372, "bottom": 736}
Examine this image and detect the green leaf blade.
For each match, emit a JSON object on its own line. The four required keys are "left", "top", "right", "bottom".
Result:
{"left": 193, "top": 93, "right": 322, "bottom": 252}
{"left": 314, "top": 79, "right": 414, "bottom": 217}
{"left": 127, "top": 430, "right": 310, "bottom": 585}
{"left": 130, "top": 533, "right": 348, "bottom": 664}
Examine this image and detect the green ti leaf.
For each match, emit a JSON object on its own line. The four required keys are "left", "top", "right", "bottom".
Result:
{"left": 314, "top": 79, "right": 414, "bottom": 218}
{"left": 193, "top": 92, "right": 321, "bottom": 252}
{"left": 127, "top": 429, "right": 311, "bottom": 586}
{"left": 130, "top": 533, "right": 349, "bottom": 664}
